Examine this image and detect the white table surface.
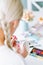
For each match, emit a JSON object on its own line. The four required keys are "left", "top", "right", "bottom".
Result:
{"left": 25, "top": 54, "right": 43, "bottom": 65}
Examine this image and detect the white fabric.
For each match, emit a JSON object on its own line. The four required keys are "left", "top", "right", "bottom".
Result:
{"left": 0, "top": 45, "right": 26, "bottom": 65}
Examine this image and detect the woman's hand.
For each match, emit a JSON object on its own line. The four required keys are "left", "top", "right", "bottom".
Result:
{"left": 17, "top": 45, "right": 28, "bottom": 58}
{"left": 11, "top": 35, "right": 28, "bottom": 58}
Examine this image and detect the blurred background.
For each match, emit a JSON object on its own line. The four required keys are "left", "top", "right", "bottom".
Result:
{"left": 15, "top": 0, "right": 43, "bottom": 38}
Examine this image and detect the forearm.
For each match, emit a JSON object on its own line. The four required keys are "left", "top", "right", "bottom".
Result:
{"left": 14, "top": 20, "right": 19, "bottom": 32}
{"left": 10, "top": 20, "right": 20, "bottom": 36}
